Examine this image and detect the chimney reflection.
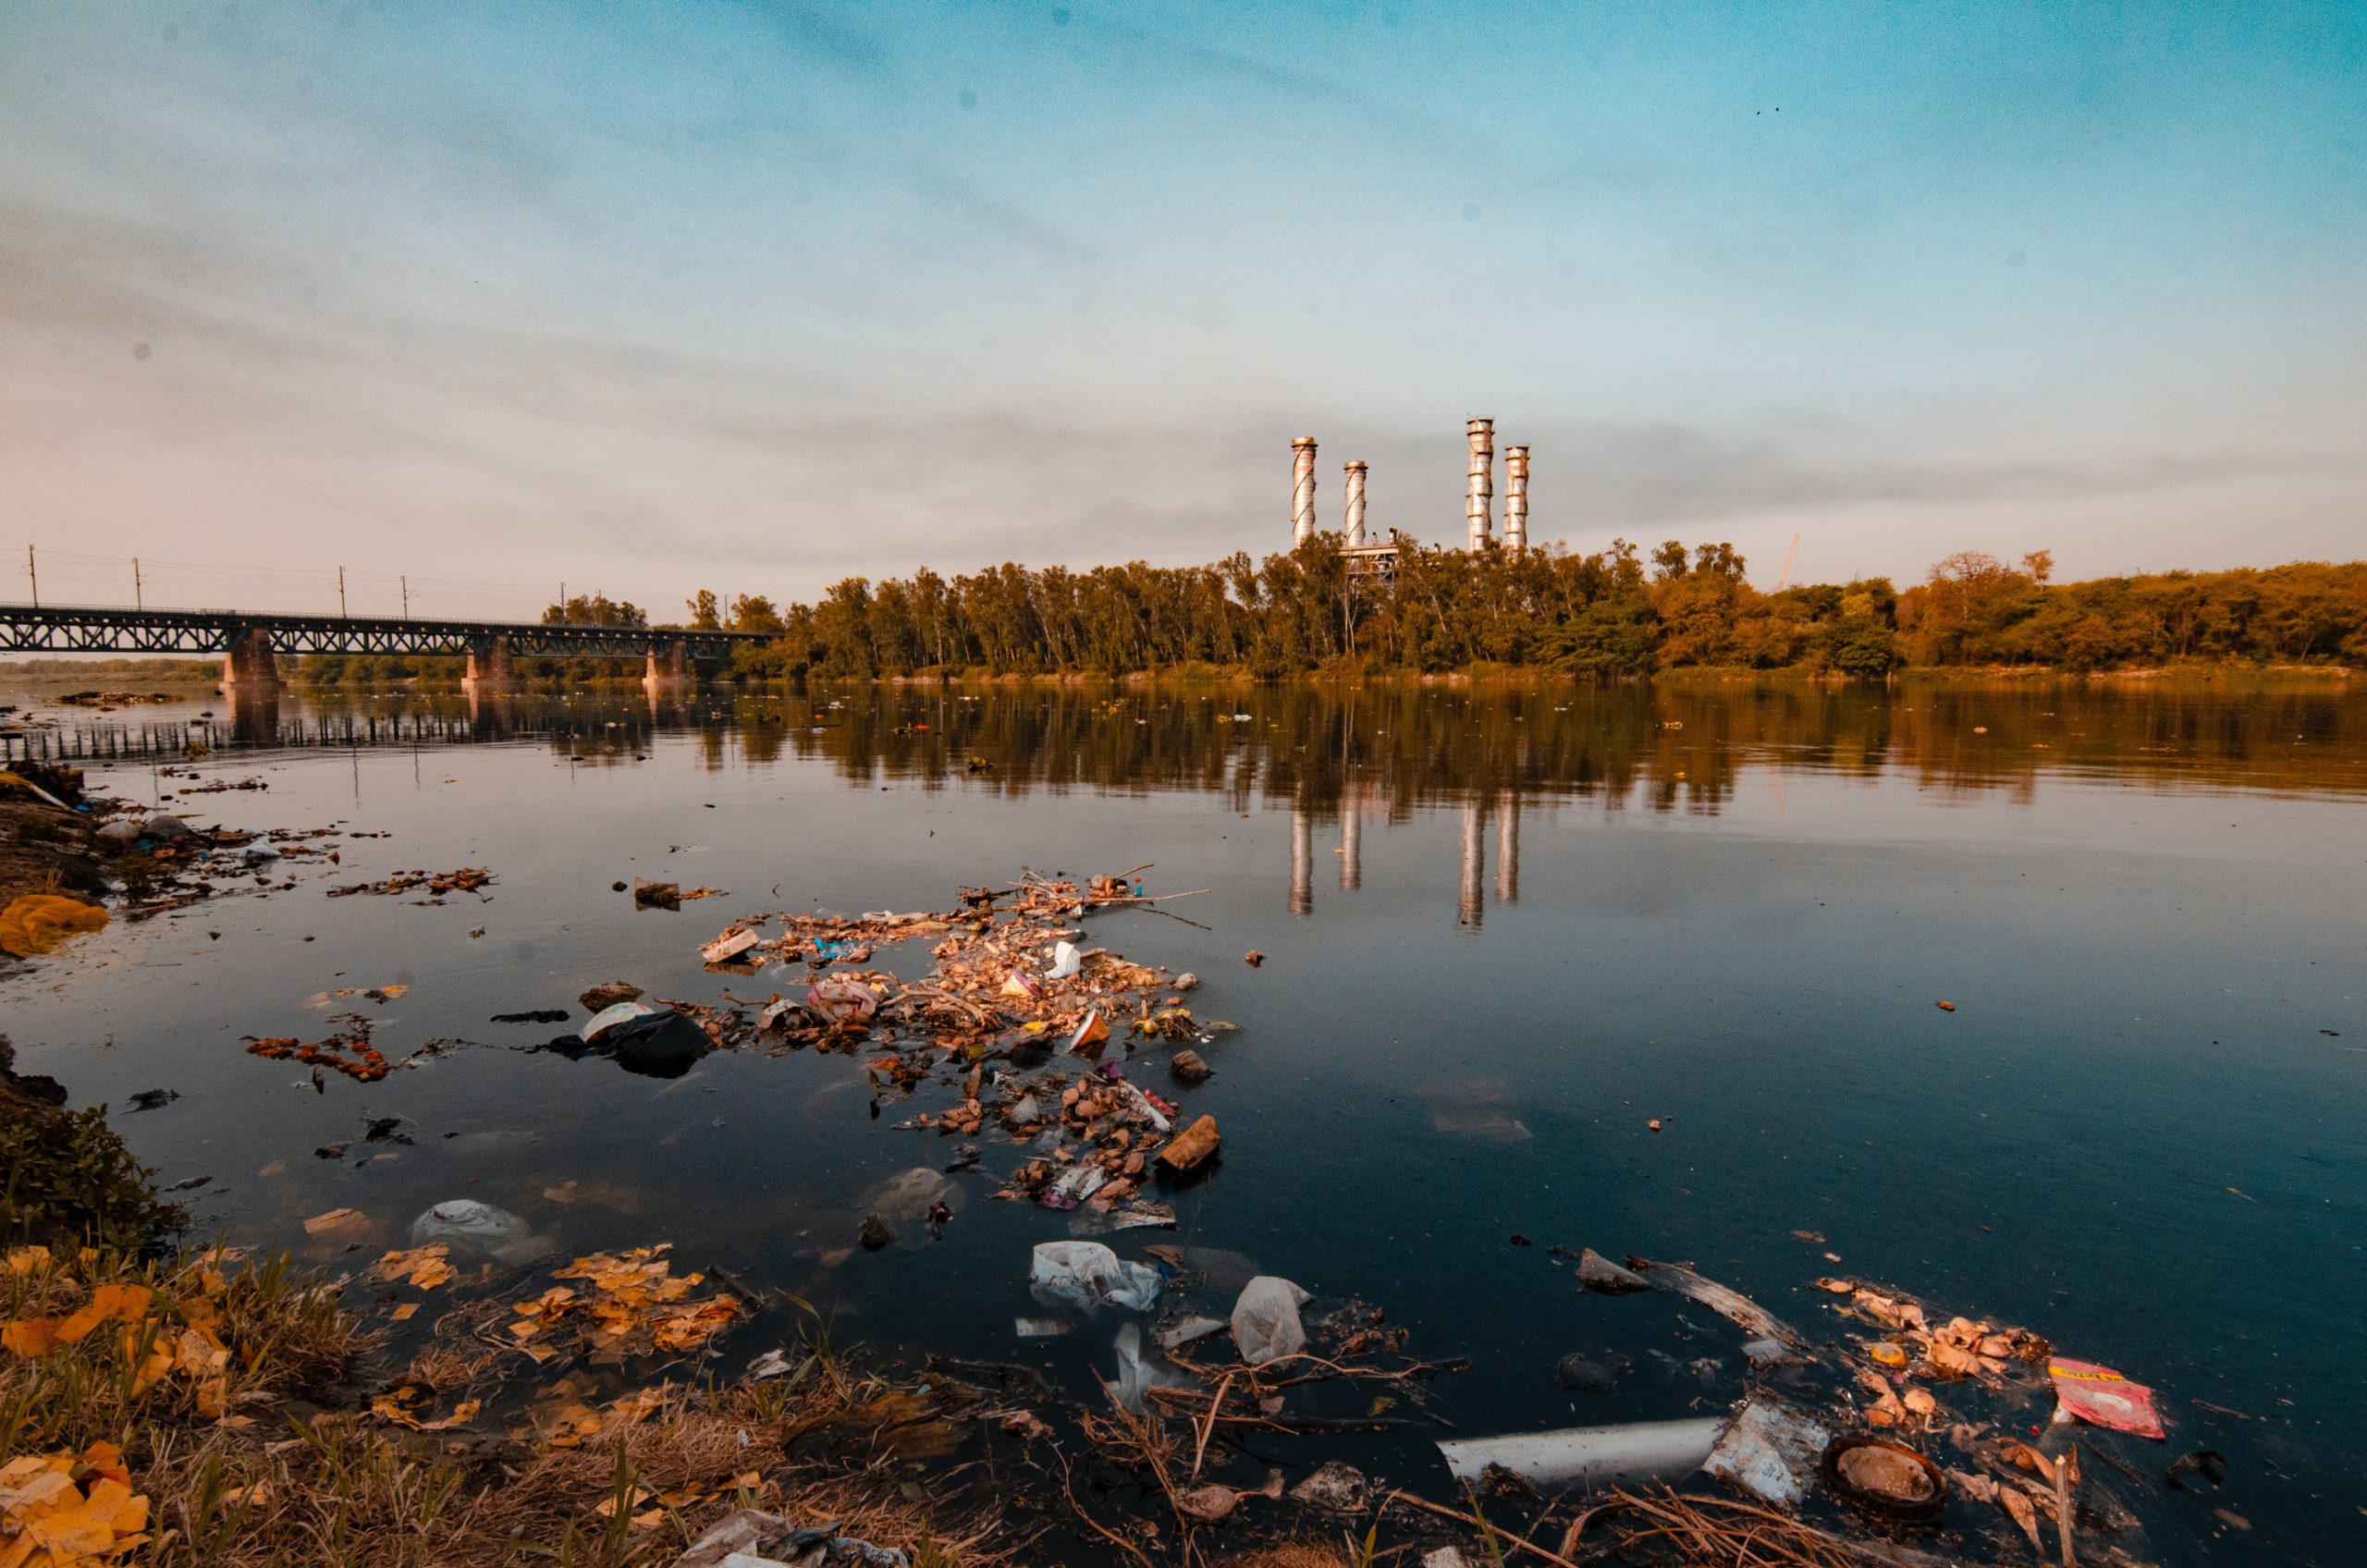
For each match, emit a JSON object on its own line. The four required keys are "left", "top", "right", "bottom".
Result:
{"left": 1340, "top": 783, "right": 1362, "bottom": 890}
{"left": 1495, "top": 789, "right": 1519, "bottom": 904}
{"left": 1458, "top": 795, "right": 1485, "bottom": 927}
{"left": 1289, "top": 800, "right": 1314, "bottom": 916}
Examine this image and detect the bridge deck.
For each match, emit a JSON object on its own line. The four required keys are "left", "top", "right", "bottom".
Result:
{"left": 0, "top": 604, "right": 763, "bottom": 660}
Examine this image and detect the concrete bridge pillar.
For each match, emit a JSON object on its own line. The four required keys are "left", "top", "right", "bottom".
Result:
{"left": 644, "top": 639, "right": 693, "bottom": 694}
{"left": 463, "top": 634, "right": 515, "bottom": 692}
{"left": 220, "top": 627, "right": 281, "bottom": 692}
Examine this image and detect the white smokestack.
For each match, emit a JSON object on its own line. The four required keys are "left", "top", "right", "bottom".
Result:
{"left": 1292, "top": 437, "right": 1318, "bottom": 545}
{"left": 1343, "top": 460, "right": 1367, "bottom": 545}
{"left": 1466, "top": 419, "right": 1494, "bottom": 550}
{"left": 1503, "top": 444, "right": 1529, "bottom": 552}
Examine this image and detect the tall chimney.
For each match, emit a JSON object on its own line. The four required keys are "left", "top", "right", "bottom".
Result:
{"left": 1292, "top": 437, "right": 1318, "bottom": 545}
{"left": 1466, "top": 418, "right": 1494, "bottom": 550}
{"left": 1343, "top": 460, "right": 1368, "bottom": 545}
{"left": 1503, "top": 445, "right": 1529, "bottom": 552}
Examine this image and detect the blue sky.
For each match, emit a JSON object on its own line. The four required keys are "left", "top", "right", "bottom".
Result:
{"left": 2, "top": 1, "right": 2361, "bottom": 617}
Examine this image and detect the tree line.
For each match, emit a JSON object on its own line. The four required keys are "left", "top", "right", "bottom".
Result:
{"left": 645, "top": 542, "right": 2365, "bottom": 679}
{"left": 285, "top": 544, "right": 2366, "bottom": 685}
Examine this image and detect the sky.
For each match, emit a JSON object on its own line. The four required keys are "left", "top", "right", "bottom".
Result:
{"left": 1, "top": 1, "right": 2361, "bottom": 619}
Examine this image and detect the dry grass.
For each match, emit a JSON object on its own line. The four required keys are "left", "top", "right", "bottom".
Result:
{"left": 2, "top": 1245, "right": 1013, "bottom": 1568}
{"left": 1220, "top": 1547, "right": 1356, "bottom": 1568}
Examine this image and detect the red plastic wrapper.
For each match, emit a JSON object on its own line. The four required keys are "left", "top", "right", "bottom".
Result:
{"left": 2048, "top": 1357, "right": 2165, "bottom": 1439}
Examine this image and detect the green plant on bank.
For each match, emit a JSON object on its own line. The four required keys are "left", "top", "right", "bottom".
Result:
{"left": 0, "top": 1103, "right": 188, "bottom": 1255}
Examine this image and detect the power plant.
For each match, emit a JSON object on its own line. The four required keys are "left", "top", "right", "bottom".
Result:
{"left": 1287, "top": 420, "right": 1532, "bottom": 577}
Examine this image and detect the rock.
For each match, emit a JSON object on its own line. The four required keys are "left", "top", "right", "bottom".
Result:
{"left": 1289, "top": 1461, "right": 1371, "bottom": 1513}
{"left": 1169, "top": 1049, "right": 1210, "bottom": 1084}
{"left": 1422, "top": 1550, "right": 1477, "bottom": 1568}
{"left": 411, "top": 1198, "right": 546, "bottom": 1265}
{"left": 578, "top": 981, "right": 644, "bottom": 1011}
{"left": 126, "top": 1088, "right": 179, "bottom": 1111}
{"left": 1231, "top": 1275, "right": 1310, "bottom": 1366}
{"left": 141, "top": 814, "right": 193, "bottom": 840}
{"left": 858, "top": 1213, "right": 895, "bottom": 1251}
{"left": 1555, "top": 1352, "right": 1626, "bottom": 1394}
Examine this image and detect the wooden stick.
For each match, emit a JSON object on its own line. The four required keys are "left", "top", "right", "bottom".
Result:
{"left": 2054, "top": 1453, "right": 2077, "bottom": 1568}
{"left": 1190, "top": 1371, "right": 1234, "bottom": 1478}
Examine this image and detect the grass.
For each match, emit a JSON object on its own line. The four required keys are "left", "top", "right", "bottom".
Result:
{"left": 0, "top": 1244, "right": 1012, "bottom": 1568}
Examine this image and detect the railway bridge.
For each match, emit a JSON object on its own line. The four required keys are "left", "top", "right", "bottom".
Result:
{"left": 0, "top": 604, "right": 764, "bottom": 692}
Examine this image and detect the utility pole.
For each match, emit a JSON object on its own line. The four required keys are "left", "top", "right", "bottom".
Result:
{"left": 26, "top": 545, "right": 36, "bottom": 608}
{"left": 337, "top": 566, "right": 348, "bottom": 618}
{"left": 401, "top": 575, "right": 409, "bottom": 619}
{"left": 133, "top": 557, "right": 142, "bottom": 610}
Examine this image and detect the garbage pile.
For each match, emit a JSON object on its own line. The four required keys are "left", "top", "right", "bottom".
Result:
{"left": 325, "top": 865, "right": 495, "bottom": 899}
{"left": 546, "top": 871, "right": 1231, "bottom": 1210}
{"left": 1422, "top": 1252, "right": 2192, "bottom": 1567}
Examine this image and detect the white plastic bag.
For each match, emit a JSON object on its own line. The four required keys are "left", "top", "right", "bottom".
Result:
{"left": 1230, "top": 1275, "right": 1311, "bottom": 1366}
{"left": 1029, "top": 1241, "right": 1160, "bottom": 1312}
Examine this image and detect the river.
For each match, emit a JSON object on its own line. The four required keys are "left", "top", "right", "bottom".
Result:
{"left": 6, "top": 677, "right": 2361, "bottom": 1564}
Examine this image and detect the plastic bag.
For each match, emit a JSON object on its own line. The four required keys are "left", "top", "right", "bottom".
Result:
{"left": 410, "top": 1198, "right": 545, "bottom": 1265}
{"left": 1230, "top": 1275, "right": 1310, "bottom": 1366}
{"left": 1029, "top": 1241, "right": 1160, "bottom": 1312}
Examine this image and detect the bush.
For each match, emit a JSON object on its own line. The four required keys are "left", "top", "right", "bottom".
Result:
{"left": 0, "top": 1104, "right": 186, "bottom": 1255}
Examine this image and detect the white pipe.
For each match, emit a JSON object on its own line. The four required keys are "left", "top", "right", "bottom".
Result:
{"left": 1438, "top": 1418, "right": 1726, "bottom": 1488}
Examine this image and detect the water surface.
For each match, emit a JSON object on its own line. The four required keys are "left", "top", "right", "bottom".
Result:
{"left": 7, "top": 679, "right": 2361, "bottom": 1564}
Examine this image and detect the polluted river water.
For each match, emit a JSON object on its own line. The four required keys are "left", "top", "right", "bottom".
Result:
{"left": 5, "top": 678, "right": 2362, "bottom": 1565}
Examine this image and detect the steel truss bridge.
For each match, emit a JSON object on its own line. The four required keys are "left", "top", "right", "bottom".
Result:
{"left": 0, "top": 604, "right": 759, "bottom": 661}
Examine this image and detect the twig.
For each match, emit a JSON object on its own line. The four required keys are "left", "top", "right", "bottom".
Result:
{"left": 1054, "top": 1447, "right": 1158, "bottom": 1568}
{"left": 1382, "top": 1489, "right": 1588, "bottom": 1568}
{"left": 1190, "top": 1372, "right": 1233, "bottom": 1478}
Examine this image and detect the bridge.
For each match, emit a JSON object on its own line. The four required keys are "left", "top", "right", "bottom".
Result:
{"left": 0, "top": 603, "right": 766, "bottom": 692}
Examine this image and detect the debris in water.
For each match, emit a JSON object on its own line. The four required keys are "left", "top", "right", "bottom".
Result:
{"left": 2049, "top": 1355, "right": 2165, "bottom": 1438}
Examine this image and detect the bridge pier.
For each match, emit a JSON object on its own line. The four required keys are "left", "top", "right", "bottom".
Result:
{"left": 644, "top": 640, "right": 693, "bottom": 695}
{"left": 220, "top": 627, "right": 281, "bottom": 692}
{"left": 463, "top": 634, "right": 515, "bottom": 692}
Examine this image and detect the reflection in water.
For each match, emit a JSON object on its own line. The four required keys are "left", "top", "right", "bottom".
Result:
{"left": 226, "top": 683, "right": 278, "bottom": 745}
{"left": 1495, "top": 789, "right": 1519, "bottom": 905}
{"left": 1339, "top": 783, "right": 1361, "bottom": 891}
{"left": 19, "top": 680, "right": 2365, "bottom": 827}
{"left": 1458, "top": 795, "right": 1484, "bottom": 928}
{"left": 1289, "top": 798, "right": 1313, "bottom": 916}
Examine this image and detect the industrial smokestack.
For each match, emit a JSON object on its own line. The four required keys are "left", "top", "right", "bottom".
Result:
{"left": 1466, "top": 419, "right": 1494, "bottom": 550}
{"left": 1503, "top": 445, "right": 1529, "bottom": 553}
{"left": 1292, "top": 437, "right": 1318, "bottom": 545}
{"left": 1343, "top": 460, "right": 1367, "bottom": 545}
